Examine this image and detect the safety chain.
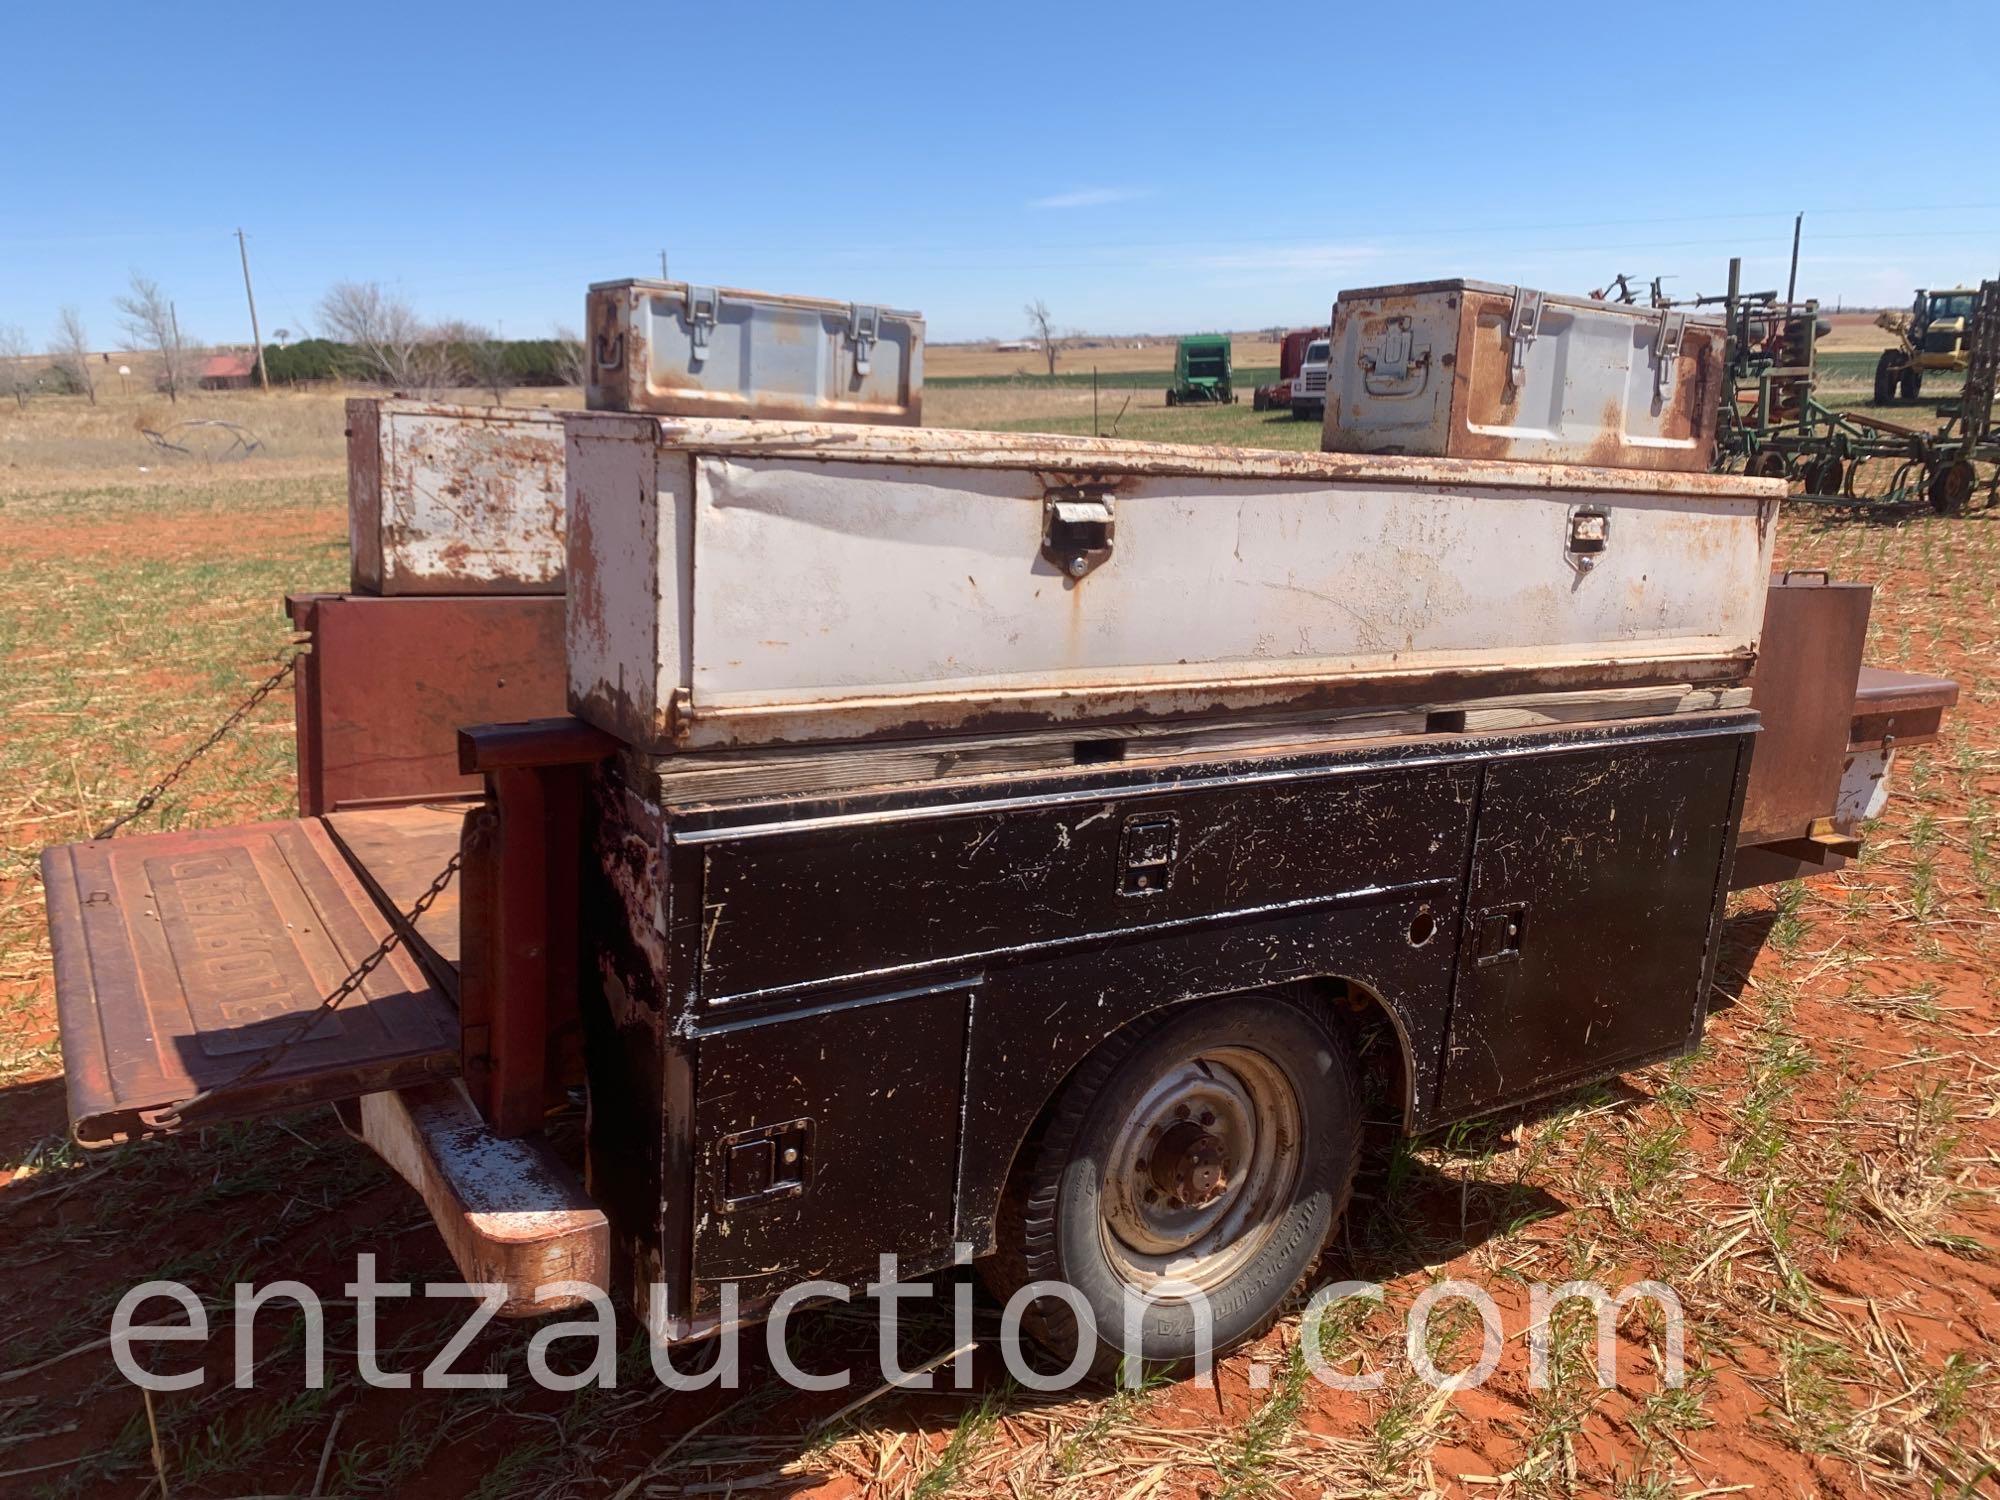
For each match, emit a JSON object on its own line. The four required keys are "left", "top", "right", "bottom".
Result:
{"left": 92, "top": 651, "right": 301, "bottom": 840}
{"left": 150, "top": 850, "right": 463, "bottom": 1130}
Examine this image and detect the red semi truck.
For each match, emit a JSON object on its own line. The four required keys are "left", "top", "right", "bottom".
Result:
{"left": 1251, "top": 326, "right": 1327, "bottom": 412}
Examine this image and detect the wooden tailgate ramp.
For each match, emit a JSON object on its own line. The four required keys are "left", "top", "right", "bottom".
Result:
{"left": 43, "top": 818, "right": 460, "bottom": 1146}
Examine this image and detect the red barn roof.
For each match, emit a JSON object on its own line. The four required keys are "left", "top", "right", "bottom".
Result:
{"left": 200, "top": 353, "right": 257, "bottom": 379}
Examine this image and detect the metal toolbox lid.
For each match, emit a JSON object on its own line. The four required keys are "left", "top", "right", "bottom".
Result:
{"left": 1335, "top": 278, "right": 1722, "bottom": 325}
{"left": 589, "top": 277, "right": 922, "bottom": 323}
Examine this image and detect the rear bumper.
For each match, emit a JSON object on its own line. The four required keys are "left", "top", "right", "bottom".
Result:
{"left": 343, "top": 1080, "right": 608, "bottom": 1316}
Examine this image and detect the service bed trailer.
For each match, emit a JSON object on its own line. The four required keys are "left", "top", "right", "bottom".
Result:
{"left": 41, "top": 405, "right": 1955, "bottom": 1368}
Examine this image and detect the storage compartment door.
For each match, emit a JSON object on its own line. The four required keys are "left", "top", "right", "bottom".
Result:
{"left": 43, "top": 820, "right": 461, "bottom": 1146}
{"left": 1436, "top": 731, "right": 1750, "bottom": 1118}
{"left": 689, "top": 985, "right": 970, "bottom": 1316}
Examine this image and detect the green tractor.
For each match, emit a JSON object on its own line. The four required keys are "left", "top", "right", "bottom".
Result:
{"left": 1165, "top": 334, "right": 1236, "bottom": 405}
{"left": 1874, "top": 286, "right": 1982, "bottom": 402}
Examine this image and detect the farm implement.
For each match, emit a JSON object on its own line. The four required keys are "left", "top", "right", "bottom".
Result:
{"left": 1705, "top": 262, "right": 2000, "bottom": 515}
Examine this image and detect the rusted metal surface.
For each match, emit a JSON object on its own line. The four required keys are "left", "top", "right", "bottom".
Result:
{"left": 43, "top": 819, "right": 460, "bottom": 1147}
{"left": 352, "top": 1080, "right": 609, "bottom": 1316}
{"left": 323, "top": 803, "right": 474, "bottom": 998}
{"left": 1324, "top": 280, "right": 1725, "bottom": 472}
{"left": 1850, "top": 665, "right": 1958, "bottom": 749}
{"left": 454, "top": 719, "right": 615, "bottom": 1136}
{"left": 564, "top": 413, "right": 1778, "bottom": 753}
{"left": 585, "top": 280, "right": 923, "bottom": 425}
{"left": 584, "top": 709, "right": 1757, "bottom": 1339}
{"left": 346, "top": 399, "right": 567, "bottom": 595}
{"left": 288, "top": 593, "right": 566, "bottom": 816}
{"left": 457, "top": 716, "right": 622, "bottom": 774}
{"left": 567, "top": 411, "right": 1785, "bottom": 497}
{"left": 1737, "top": 576, "right": 1874, "bottom": 845}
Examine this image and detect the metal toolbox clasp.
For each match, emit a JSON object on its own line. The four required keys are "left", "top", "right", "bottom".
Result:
{"left": 1042, "top": 488, "right": 1116, "bottom": 579}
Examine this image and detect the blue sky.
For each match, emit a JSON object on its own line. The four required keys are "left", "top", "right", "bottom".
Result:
{"left": 5, "top": 0, "right": 1997, "bottom": 349}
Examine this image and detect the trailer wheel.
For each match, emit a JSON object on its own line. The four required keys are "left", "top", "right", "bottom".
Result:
{"left": 1165, "top": 389, "right": 1178, "bottom": 407}
{"left": 1900, "top": 368, "right": 1922, "bottom": 401}
{"left": 986, "top": 991, "right": 1360, "bottom": 1376}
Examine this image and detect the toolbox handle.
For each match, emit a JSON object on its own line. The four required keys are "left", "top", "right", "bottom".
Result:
{"left": 1780, "top": 568, "right": 1832, "bottom": 586}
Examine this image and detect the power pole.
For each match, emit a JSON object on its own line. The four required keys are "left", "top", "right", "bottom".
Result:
{"left": 1785, "top": 212, "right": 1803, "bottom": 309}
{"left": 659, "top": 249, "right": 669, "bottom": 279}
{"left": 236, "top": 228, "right": 270, "bottom": 392}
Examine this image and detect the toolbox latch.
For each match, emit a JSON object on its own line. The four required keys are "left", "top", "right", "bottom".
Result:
{"left": 1506, "top": 286, "right": 1544, "bottom": 389}
{"left": 718, "top": 1118, "right": 813, "bottom": 1211}
{"left": 848, "top": 304, "right": 881, "bottom": 378}
{"left": 1360, "top": 316, "right": 1431, "bottom": 396}
{"left": 1566, "top": 504, "right": 1610, "bottom": 570}
{"left": 1118, "top": 813, "right": 1180, "bottom": 898}
{"left": 1043, "top": 489, "right": 1116, "bottom": 579}
{"left": 1652, "top": 309, "right": 1688, "bottom": 403}
{"left": 686, "top": 285, "right": 720, "bottom": 366}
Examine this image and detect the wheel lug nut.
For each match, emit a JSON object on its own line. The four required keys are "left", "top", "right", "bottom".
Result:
{"left": 1199, "top": 1111, "right": 1215, "bottom": 1126}
{"left": 1175, "top": 1104, "right": 1191, "bottom": 1119}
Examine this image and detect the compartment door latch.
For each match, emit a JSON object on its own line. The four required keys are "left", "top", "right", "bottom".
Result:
{"left": 718, "top": 1118, "right": 813, "bottom": 1211}
{"left": 1118, "top": 813, "right": 1180, "bottom": 898}
{"left": 1472, "top": 903, "right": 1527, "bottom": 967}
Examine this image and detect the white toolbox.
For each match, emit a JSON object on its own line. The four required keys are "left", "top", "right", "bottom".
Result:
{"left": 563, "top": 415, "right": 1780, "bottom": 752}
{"left": 345, "top": 399, "right": 566, "bottom": 596}
{"left": 1323, "top": 280, "right": 1724, "bottom": 472}
{"left": 585, "top": 280, "right": 922, "bottom": 426}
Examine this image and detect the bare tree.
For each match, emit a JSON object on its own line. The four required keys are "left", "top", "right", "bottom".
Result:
{"left": 0, "top": 324, "right": 30, "bottom": 408}
{"left": 115, "top": 273, "right": 193, "bottom": 403}
{"left": 1024, "top": 299, "right": 1059, "bottom": 377}
{"left": 552, "top": 325, "right": 587, "bottom": 387}
{"left": 435, "top": 320, "right": 510, "bottom": 404}
{"left": 317, "top": 280, "right": 460, "bottom": 394}
{"left": 52, "top": 306, "right": 96, "bottom": 404}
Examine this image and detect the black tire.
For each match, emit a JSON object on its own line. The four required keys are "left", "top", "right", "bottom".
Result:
{"left": 1874, "top": 351, "right": 1898, "bottom": 405}
{"left": 986, "top": 991, "right": 1361, "bottom": 1376}
{"left": 1165, "top": 389, "right": 1177, "bottom": 407}
{"left": 1930, "top": 459, "right": 1976, "bottom": 515}
{"left": 1252, "top": 391, "right": 1268, "bottom": 412}
{"left": 1900, "top": 368, "right": 1922, "bottom": 401}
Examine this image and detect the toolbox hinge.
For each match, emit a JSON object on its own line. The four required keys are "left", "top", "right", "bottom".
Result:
{"left": 1653, "top": 308, "right": 1688, "bottom": 402}
{"left": 847, "top": 303, "right": 881, "bottom": 377}
{"left": 686, "top": 285, "right": 720, "bottom": 365}
{"left": 1506, "top": 286, "right": 1544, "bottom": 388}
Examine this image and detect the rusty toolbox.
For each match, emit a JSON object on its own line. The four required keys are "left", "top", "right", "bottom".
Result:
{"left": 564, "top": 415, "right": 1781, "bottom": 752}
{"left": 585, "top": 280, "right": 922, "bottom": 425}
{"left": 1322, "top": 280, "right": 1724, "bottom": 471}
{"left": 346, "top": 399, "right": 567, "bottom": 595}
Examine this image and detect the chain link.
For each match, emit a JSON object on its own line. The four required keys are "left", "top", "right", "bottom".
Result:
{"left": 150, "top": 850, "right": 463, "bottom": 1130}
{"left": 92, "top": 652, "right": 301, "bottom": 840}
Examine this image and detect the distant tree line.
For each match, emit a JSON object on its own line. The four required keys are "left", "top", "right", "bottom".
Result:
{"left": 2, "top": 273, "right": 585, "bottom": 407}
{"left": 259, "top": 334, "right": 583, "bottom": 389}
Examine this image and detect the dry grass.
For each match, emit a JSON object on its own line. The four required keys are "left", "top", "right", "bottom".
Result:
{"left": 0, "top": 386, "right": 1995, "bottom": 1497}
{"left": 928, "top": 335, "right": 1282, "bottom": 381}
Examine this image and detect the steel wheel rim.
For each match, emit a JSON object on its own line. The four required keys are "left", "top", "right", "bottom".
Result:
{"left": 1098, "top": 1044, "right": 1303, "bottom": 1296}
